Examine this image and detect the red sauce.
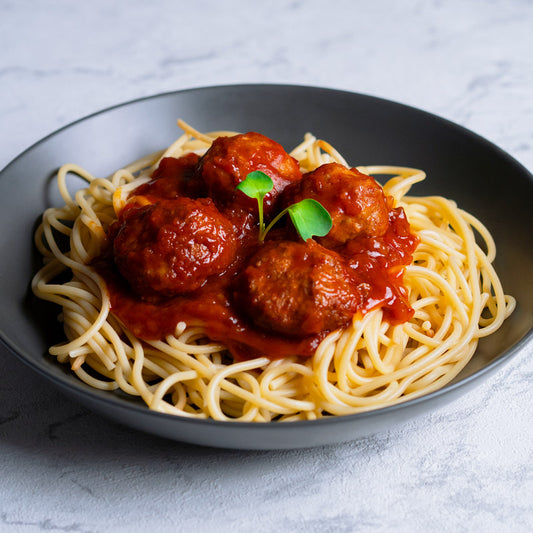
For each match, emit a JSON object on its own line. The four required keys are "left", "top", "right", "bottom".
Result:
{"left": 93, "top": 134, "right": 419, "bottom": 361}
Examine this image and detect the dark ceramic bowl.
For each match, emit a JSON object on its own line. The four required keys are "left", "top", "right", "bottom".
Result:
{"left": 1, "top": 84, "right": 531, "bottom": 449}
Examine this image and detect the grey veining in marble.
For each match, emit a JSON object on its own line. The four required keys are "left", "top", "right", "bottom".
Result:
{"left": 0, "top": 0, "right": 532, "bottom": 531}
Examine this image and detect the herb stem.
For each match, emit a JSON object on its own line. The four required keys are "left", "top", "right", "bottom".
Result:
{"left": 260, "top": 207, "right": 289, "bottom": 243}
{"left": 257, "top": 193, "right": 266, "bottom": 241}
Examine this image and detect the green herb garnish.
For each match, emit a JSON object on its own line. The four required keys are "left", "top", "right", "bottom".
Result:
{"left": 286, "top": 198, "right": 332, "bottom": 242}
{"left": 236, "top": 170, "right": 273, "bottom": 241}
{"left": 236, "top": 171, "right": 332, "bottom": 242}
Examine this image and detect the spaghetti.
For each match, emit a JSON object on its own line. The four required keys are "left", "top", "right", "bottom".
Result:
{"left": 31, "top": 121, "right": 515, "bottom": 421}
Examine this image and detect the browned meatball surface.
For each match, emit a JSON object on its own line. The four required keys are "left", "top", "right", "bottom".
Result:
{"left": 131, "top": 153, "right": 204, "bottom": 200}
{"left": 235, "top": 240, "right": 362, "bottom": 337}
{"left": 287, "top": 162, "right": 389, "bottom": 247}
{"left": 113, "top": 197, "right": 236, "bottom": 297}
{"left": 198, "top": 132, "right": 302, "bottom": 215}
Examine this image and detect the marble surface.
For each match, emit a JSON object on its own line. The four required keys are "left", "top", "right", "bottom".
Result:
{"left": 0, "top": 0, "right": 532, "bottom": 531}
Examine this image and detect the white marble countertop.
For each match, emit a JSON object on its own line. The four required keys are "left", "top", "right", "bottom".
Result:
{"left": 0, "top": 1, "right": 532, "bottom": 531}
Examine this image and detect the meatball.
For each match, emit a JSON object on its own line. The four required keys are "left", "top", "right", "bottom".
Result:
{"left": 288, "top": 163, "right": 389, "bottom": 247}
{"left": 113, "top": 197, "right": 236, "bottom": 297}
{"left": 131, "top": 153, "right": 203, "bottom": 200}
{"left": 198, "top": 132, "right": 302, "bottom": 215}
{"left": 235, "top": 240, "right": 361, "bottom": 337}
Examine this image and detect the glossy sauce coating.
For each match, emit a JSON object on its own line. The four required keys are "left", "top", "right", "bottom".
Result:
{"left": 113, "top": 197, "right": 237, "bottom": 297}
{"left": 198, "top": 132, "right": 302, "bottom": 216}
{"left": 134, "top": 153, "right": 204, "bottom": 199}
{"left": 286, "top": 163, "right": 390, "bottom": 247}
{"left": 95, "top": 133, "right": 419, "bottom": 360}
{"left": 235, "top": 240, "right": 363, "bottom": 336}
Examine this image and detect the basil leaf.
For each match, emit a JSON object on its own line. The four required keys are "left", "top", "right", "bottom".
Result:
{"left": 288, "top": 199, "right": 332, "bottom": 242}
{"left": 235, "top": 171, "right": 332, "bottom": 243}
{"left": 236, "top": 171, "right": 273, "bottom": 198}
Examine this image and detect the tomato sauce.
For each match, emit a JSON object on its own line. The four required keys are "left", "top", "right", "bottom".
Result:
{"left": 93, "top": 137, "right": 418, "bottom": 361}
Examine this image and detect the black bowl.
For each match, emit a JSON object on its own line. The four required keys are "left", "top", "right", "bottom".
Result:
{"left": 1, "top": 84, "right": 531, "bottom": 449}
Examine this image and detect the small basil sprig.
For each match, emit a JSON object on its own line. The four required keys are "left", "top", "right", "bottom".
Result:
{"left": 286, "top": 198, "right": 332, "bottom": 242}
{"left": 236, "top": 171, "right": 273, "bottom": 241}
{"left": 236, "top": 171, "right": 332, "bottom": 242}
